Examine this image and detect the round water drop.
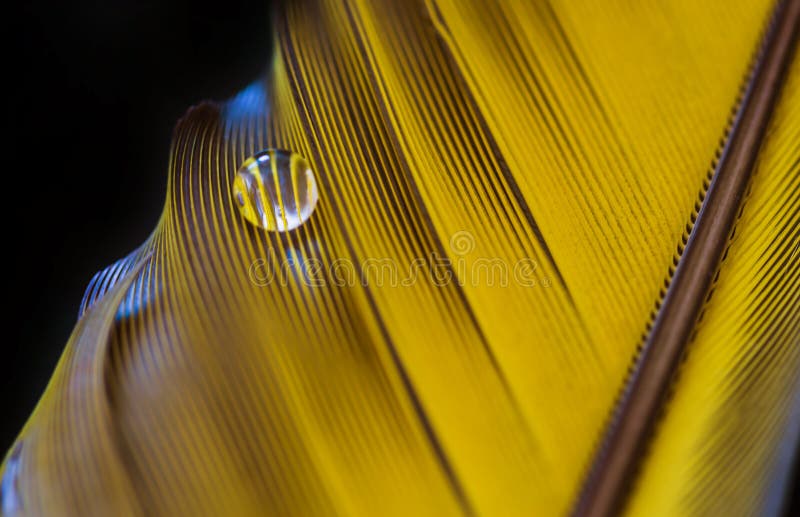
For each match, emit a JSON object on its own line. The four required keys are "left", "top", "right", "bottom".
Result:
{"left": 233, "top": 149, "right": 319, "bottom": 232}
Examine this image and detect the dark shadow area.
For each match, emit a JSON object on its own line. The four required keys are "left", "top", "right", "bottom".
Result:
{"left": 5, "top": 0, "right": 271, "bottom": 451}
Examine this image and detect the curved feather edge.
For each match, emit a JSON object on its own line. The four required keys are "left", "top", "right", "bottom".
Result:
{"left": 2, "top": 254, "right": 152, "bottom": 516}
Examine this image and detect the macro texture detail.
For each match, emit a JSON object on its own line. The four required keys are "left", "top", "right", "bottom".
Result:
{"left": 2, "top": 0, "right": 798, "bottom": 516}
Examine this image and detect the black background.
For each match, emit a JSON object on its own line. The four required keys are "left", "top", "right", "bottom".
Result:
{"left": 5, "top": 1, "right": 799, "bottom": 513}
{"left": 6, "top": 0, "right": 270, "bottom": 449}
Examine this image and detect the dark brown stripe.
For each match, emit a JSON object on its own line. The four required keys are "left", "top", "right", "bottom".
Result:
{"left": 573, "top": 1, "right": 800, "bottom": 515}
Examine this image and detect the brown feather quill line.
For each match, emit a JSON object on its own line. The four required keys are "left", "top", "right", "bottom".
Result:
{"left": 573, "top": 1, "right": 800, "bottom": 515}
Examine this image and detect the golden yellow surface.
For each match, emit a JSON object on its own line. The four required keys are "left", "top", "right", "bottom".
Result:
{"left": 3, "top": 1, "right": 798, "bottom": 516}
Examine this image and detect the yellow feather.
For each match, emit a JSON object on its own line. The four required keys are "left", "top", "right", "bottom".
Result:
{"left": 2, "top": 1, "right": 797, "bottom": 516}
{"left": 627, "top": 58, "right": 800, "bottom": 517}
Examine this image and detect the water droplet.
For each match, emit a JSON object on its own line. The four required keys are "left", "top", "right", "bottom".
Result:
{"left": 233, "top": 149, "right": 319, "bottom": 232}
{"left": 1, "top": 444, "right": 23, "bottom": 515}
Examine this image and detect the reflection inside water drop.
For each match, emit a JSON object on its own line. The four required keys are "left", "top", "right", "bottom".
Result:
{"left": 1, "top": 444, "right": 22, "bottom": 516}
{"left": 233, "top": 149, "right": 319, "bottom": 232}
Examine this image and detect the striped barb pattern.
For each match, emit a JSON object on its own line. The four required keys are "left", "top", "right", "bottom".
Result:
{"left": 2, "top": 1, "right": 798, "bottom": 516}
